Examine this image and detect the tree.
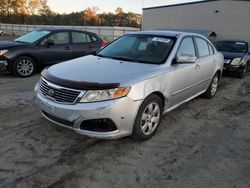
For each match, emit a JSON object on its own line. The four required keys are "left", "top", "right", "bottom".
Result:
{"left": 39, "top": 0, "right": 53, "bottom": 16}
{"left": 84, "top": 6, "right": 99, "bottom": 25}
{"left": 115, "top": 7, "right": 123, "bottom": 15}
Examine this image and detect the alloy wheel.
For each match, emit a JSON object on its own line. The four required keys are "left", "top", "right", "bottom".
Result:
{"left": 141, "top": 102, "right": 161, "bottom": 135}
{"left": 16, "top": 59, "right": 34, "bottom": 76}
{"left": 211, "top": 75, "right": 218, "bottom": 96}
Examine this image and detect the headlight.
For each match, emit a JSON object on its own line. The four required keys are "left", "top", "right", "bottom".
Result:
{"left": 230, "top": 58, "right": 241, "bottom": 66}
{"left": 80, "top": 87, "right": 131, "bottom": 103}
{"left": 0, "top": 49, "right": 8, "bottom": 56}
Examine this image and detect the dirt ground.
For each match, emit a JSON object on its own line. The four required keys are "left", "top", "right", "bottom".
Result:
{"left": 0, "top": 72, "right": 250, "bottom": 188}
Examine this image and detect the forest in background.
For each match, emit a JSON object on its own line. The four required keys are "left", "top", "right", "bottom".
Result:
{"left": 0, "top": 0, "right": 142, "bottom": 27}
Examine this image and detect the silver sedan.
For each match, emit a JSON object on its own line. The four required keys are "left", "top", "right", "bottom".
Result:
{"left": 35, "top": 30, "right": 224, "bottom": 141}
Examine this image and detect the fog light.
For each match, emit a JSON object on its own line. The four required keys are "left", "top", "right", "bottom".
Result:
{"left": 0, "top": 60, "right": 8, "bottom": 66}
{"left": 0, "top": 61, "right": 8, "bottom": 71}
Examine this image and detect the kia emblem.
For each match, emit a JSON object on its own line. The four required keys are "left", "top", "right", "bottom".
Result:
{"left": 48, "top": 89, "right": 55, "bottom": 97}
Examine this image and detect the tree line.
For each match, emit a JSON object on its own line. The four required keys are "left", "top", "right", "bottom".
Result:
{"left": 0, "top": 0, "right": 141, "bottom": 28}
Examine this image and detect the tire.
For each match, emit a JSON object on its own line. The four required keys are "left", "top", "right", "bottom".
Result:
{"left": 13, "top": 56, "right": 36, "bottom": 78}
{"left": 237, "top": 64, "right": 248, "bottom": 79}
{"left": 132, "top": 94, "right": 163, "bottom": 141}
{"left": 203, "top": 73, "right": 219, "bottom": 99}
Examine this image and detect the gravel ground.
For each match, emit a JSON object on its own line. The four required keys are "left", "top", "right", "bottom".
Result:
{"left": 0, "top": 72, "right": 249, "bottom": 188}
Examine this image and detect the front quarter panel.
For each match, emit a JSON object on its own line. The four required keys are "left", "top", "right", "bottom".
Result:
{"left": 127, "top": 72, "right": 171, "bottom": 106}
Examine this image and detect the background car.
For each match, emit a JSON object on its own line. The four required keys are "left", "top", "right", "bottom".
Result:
{"left": 214, "top": 40, "right": 250, "bottom": 78}
{"left": 0, "top": 29, "right": 106, "bottom": 77}
{"left": 35, "top": 31, "right": 224, "bottom": 141}
{"left": 0, "top": 30, "right": 6, "bottom": 35}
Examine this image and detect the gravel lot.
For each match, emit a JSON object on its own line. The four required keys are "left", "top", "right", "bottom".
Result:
{"left": 0, "top": 72, "right": 250, "bottom": 188}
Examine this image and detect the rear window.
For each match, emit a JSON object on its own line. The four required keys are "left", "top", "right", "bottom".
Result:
{"left": 195, "top": 37, "right": 210, "bottom": 57}
{"left": 91, "top": 36, "right": 98, "bottom": 42}
{"left": 208, "top": 43, "right": 215, "bottom": 55}
{"left": 72, "top": 32, "right": 92, "bottom": 43}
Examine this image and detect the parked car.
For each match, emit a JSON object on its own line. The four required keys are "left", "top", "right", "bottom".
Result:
{"left": 214, "top": 40, "right": 250, "bottom": 78}
{"left": 0, "top": 29, "right": 106, "bottom": 77}
{"left": 0, "top": 30, "right": 6, "bottom": 35}
{"left": 35, "top": 31, "right": 224, "bottom": 141}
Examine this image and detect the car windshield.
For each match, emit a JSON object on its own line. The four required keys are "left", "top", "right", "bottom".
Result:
{"left": 15, "top": 30, "right": 50, "bottom": 44}
{"left": 214, "top": 41, "right": 248, "bottom": 53}
{"left": 97, "top": 34, "right": 176, "bottom": 64}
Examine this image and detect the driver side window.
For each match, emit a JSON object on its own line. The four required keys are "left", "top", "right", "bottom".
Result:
{"left": 177, "top": 37, "right": 196, "bottom": 58}
{"left": 41, "top": 32, "right": 69, "bottom": 45}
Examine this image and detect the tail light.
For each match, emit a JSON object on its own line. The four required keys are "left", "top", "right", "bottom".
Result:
{"left": 100, "top": 41, "right": 108, "bottom": 47}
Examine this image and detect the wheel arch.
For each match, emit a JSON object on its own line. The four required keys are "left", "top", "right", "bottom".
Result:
{"left": 147, "top": 91, "right": 166, "bottom": 110}
{"left": 13, "top": 54, "right": 39, "bottom": 67}
{"left": 216, "top": 69, "right": 222, "bottom": 81}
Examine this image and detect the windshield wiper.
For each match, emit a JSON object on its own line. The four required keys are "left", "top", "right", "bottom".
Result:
{"left": 96, "top": 54, "right": 137, "bottom": 62}
{"left": 108, "top": 56, "right": 140, "bottom": 63}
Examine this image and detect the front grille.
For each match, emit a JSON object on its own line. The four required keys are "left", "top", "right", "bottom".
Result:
{"left": 40, "top": 79, "right": 81, "bottom": 104}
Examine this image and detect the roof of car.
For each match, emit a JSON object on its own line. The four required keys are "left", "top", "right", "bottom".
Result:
{"left": 129, "top": 30, "right": 204, "bottom": 38}
{"left": 36, "top": 28, "right": 96, "bottom": 35}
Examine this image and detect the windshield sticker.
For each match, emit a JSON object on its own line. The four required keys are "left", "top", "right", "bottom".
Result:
{"left": 235, "top": 42, "right": 246, "bottom": 45}
{"left": 152, "top": 37, "right": 171, "bottom": 43}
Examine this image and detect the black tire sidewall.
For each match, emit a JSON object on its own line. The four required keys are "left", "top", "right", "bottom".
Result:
{"left": 204, "top": 73, "right": 219, "bottom": 99}
{"left": 13, "top": 56, "right": 36, "bottom": 78}
{"left": 132, "top": 94, "right": 163, "bottom": 141}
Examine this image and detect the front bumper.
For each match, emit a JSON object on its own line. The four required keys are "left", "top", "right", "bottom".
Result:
{"left": 223, "top": 64, "right": 245, "bottom": 73}
{"left": 35, "top": 91, "right": 142, "bottom": 139}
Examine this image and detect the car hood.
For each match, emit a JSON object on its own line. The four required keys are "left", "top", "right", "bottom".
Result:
{"left": 0, "top": 40, "right": 26, "bottom": 49}
{"left": 43, "top": 55, "right": 161, "bottom": 90}
{"left": 220, "top": 51, "right": 246, "bottom": 60}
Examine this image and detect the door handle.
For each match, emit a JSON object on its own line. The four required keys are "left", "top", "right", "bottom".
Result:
{"left": 195, "top": 64, "right": 201, "bottom": 69}
{"left": 65, "top": 46, "right": 71, "bottom": 50}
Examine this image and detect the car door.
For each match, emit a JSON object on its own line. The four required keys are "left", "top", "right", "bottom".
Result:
{"left": 71, "top": 31, "right": 100, "bottom": 59}
{"left": 169, "top": 36, "right": 201, "bottom": 107}
{"left": 194, "top": 37, "right": 215, "bottom": 91}
{"left": 39, "top": 31, "right": 72, "bottom": 64}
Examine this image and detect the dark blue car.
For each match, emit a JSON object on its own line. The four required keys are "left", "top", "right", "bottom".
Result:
{"left": 214, "top": 40, "right": 250, "bottom": 78}
{"left": 0, "top": 29, "right": 106, "bottom": 77}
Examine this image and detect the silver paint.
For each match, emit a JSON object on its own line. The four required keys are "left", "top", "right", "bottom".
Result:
{"left": 35, "top": 31, "right": 224, "bottom": 139}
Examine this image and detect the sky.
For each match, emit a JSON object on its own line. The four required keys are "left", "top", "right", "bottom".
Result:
{"left": 48, "top": 0, "right": 203, "bottom": 14}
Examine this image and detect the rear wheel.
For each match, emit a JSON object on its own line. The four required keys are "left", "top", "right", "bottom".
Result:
{"left": 132, "top": 94, "right": 163, "bottom": 141}
{"left": 13, "top": 56, "right": 36, "bottom": 78}
{"left": 203, "top": 73, "right": 219, "bottom": 99}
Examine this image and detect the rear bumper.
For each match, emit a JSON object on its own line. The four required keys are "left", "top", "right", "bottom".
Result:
{"left": 35, "top": 91, "right": 142, "bottom": 139}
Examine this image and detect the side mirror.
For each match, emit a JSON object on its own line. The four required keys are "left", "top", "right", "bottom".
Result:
{"left": 46, "top": 39, "right": 55, "bottom": 46}
{"left": 176, "top": 54, "right": 197, "bottom": 64}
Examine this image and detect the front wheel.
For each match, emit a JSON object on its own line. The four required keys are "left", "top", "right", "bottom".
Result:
{"left": 132, "top": 94, "right": 163, "bottom": 141}
{"left": 13, "top": 56, "right": 36, "bottom": 78}
{"left": 203, "top": 73, "right": 219, "bottom": 99}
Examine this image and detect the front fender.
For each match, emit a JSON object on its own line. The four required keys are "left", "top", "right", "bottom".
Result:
{"left": 127, "top": 73, "right": 171, "bottom": 102}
